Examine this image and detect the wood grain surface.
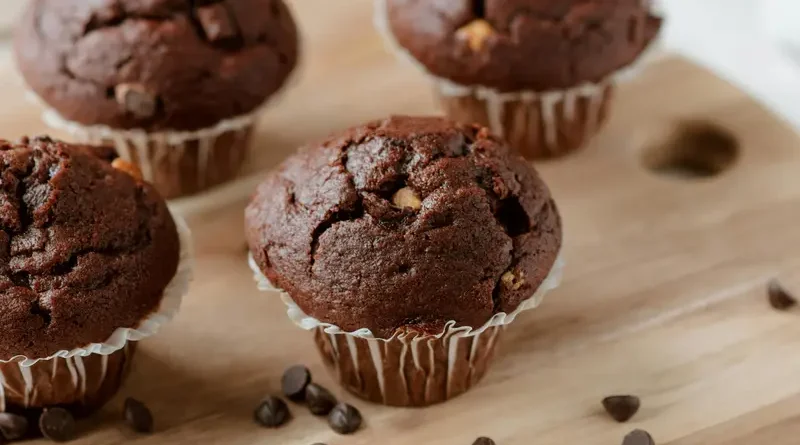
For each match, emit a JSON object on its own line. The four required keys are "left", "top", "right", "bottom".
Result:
{"left": 1, "top": 1, "right": 799, "bottom": 444}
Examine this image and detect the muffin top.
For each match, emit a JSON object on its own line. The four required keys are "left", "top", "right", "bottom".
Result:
{"left": 384, "top": 0, "right": 662, "bottom": 92}
{"left": 14, "top": 0, "right": 299, "bottom": 131}
{"left": 0, "top": 137, "right": 180, "bottom": 360}
{"left": 246, "top": 116, "right": 562, "bottom": 338}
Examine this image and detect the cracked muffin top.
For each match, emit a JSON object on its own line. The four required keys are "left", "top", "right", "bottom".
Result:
{"left": 246, "top": 116, "right": 562, "bottom": 338}
{"left": 0, "top": 137, "right": 180, "bottom": 360}
{"left": 383, "top": 0, "right": 662, "bottom": 92}
{"left": 14, "top": 0, "right": 299, "bottom": 131}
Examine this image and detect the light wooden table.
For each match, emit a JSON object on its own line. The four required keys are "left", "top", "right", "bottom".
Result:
{"left": 1, "top": 1, "right": 800, "bottom": 444}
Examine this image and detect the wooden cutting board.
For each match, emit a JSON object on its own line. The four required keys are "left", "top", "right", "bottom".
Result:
{"left": 1, "top": 1, "right": 800, "bottom": 444}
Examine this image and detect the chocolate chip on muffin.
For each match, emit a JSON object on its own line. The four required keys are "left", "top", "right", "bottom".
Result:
{"left": 384, "top": 0, "right": 661, "bottom": 92}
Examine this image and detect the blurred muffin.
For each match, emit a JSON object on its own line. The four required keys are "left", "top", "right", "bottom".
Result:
{"left": 0, "top": 136, "right": 191, "bottom": 417}
{"left": 14, "top": 0, "right": 299, "bottom": 198}
{"left": 247, "top": 116, "right": 563, "bottom": 406}
{"left": 377, "top": 0, "right": 663, "bottom": 160}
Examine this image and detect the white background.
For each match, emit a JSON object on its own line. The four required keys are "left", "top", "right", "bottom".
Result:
{"left": 662, "top": 0, "right": 800, "bottom": 130}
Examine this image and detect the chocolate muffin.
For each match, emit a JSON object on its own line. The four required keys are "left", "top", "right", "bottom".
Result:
{"left": 247, "top": 116, "right": 563, "bottom": 406}
{"left": 15, "top": 0, "right": 299, "bottom": 198}
{"left": 377, "top": 0, "right": 663, "bottom": 159}
{"left": 0, "top": 136, "right": 190, "bottom": 416}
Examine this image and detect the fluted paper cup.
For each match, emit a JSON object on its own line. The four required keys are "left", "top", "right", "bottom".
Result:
{"left": 374, "top": 0, "right": 666, "bottom": 160}
{"left": 436, "top": 82, "right": 616, "bottom": 160}
{"left": 0, "top": 213, "right": 193, "bottom": 416}
{"left": 41, "top": 109, "right": 256, "bottom": 200}
{"left": 249, "top": 251, "right": 564, "bottom": 406}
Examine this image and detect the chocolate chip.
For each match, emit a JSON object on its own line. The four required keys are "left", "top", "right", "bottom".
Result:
{"left": 254, "top": 396, "right": 290, "bottom": 428}
{"left": 305, "top": 383, "right": 337, "bottom": 416}
{"left": 768, "top": 279, "right": 797, "bottom": 310}
{"left": 282, "top": 365, "right": 312, "bottom": 402}
{"left": 115, "top": 83, "right": 158, "bottom": 119}
{"left": 473, "top": 438, "right": 496, "bottom": 445}
{"left": 327, "top": 403, "right": 362, "bottom": 435}
{"left": 0, "top": 412, "right": 28, "bottom": 440}
{"left": 124, "top": 398, "right": 154, "bottom": 434}
{"left": 39, "top": 408, "right": 76, "bottom": 442}
{"left": 602, "top": 395, "right": 641, "bottom": 422}
{"left": 623, "top": 429, "right": 655, "bottom": 445}
{"left": 195, "top": 4, "right": 237, "bottom": 42}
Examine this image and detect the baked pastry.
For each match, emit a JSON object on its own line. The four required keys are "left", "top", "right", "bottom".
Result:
{"left": 0, "top": 136, "right": 191, "bottom": 416}
{"left": 247, "top": 116, "right": 563, "bottom": 406}
{"left": 377, "top": 0, "right": 663, "bottom": 159}
{"left": 14, "top": 0, "right": 299, "bottom": 198}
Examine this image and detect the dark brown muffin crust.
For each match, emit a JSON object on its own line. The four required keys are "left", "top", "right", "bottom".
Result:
{"left": 14, "top": 0, "right": 299, "bottom": 131}
{"left": 385, "top": 0, "right": 662, "bottom": 92}
{"left": 0, "top": 137, "right": 180, "bottom": 360}
{"left": 246, "top": 116, "right": 562, "bottom": 338}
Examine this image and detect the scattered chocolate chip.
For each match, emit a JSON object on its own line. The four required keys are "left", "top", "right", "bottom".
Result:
{"left": 602, "top": 395, "right": 641, "bottom": 423}
{"left": 305, "top": 383, "right": 337, "bottom": 416}
{"left": 115, "top": 83, "right": 158, "bottom": 119}
{"left": 0, "top": 412, "right": 28, "bottom": 440}
{"left": 768, "top": 279, "right": 797, "bottom": 310}
{"left": 195, "top": 4, "right": 238, "bottom": 42}
{"left": 327, "top": 403, "right": 362, "bottom": 435}
{"left": 473, "top": 437, "right": 496, "bottom": 445}
{"left": 282, "top": 365, "right": 312, "bottom": 402}
{"left": 623, "top": 429, "right": 655, "bottom": 445}
{"left": 124, "top": 398, "right": 154, "bottom": 434}
{"left": 254, "top": 396, "right": 291, "bottom": 428}
{"left": 39, "top": 408, "right": 76, "bottom": 442}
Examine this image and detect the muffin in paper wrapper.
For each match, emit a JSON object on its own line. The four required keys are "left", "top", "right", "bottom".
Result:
{"left": 42, "top": 108, "right": 256, "bottom": 200}
{"left": 0, "top": 213, "right": 193, "bottom": 416}
{"left": 374, "top": 0, "right": 666, "bottom": 160}
{"left": 249, "top": 251, "right": 564, "bottom": 407}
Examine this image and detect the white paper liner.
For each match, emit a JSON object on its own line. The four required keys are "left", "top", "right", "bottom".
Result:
{"left": 249, "top": 248, "right": 564, "bottom": 341}
{"left": 442, "top": 80, "right": 616, "bottom": 152}
{"left": 373, "top": 0, "right": 667, "bottom": 100}
{"left": 2, "top": 212, "right": 194, "bottom": 367}
{"left": 312, "top": 319, "right": 504, "bottom": 405}
{"left": 39, "top": 105, "right": 256, "bottom": 188}
{"left": 41, "top": 107, "right": 257, "bottom": 146}
{"left": 0, "top": 342, "right": 135, "bottom": 412}
{"left": 251, "top": 248, "right": 563, "bottom": 405}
